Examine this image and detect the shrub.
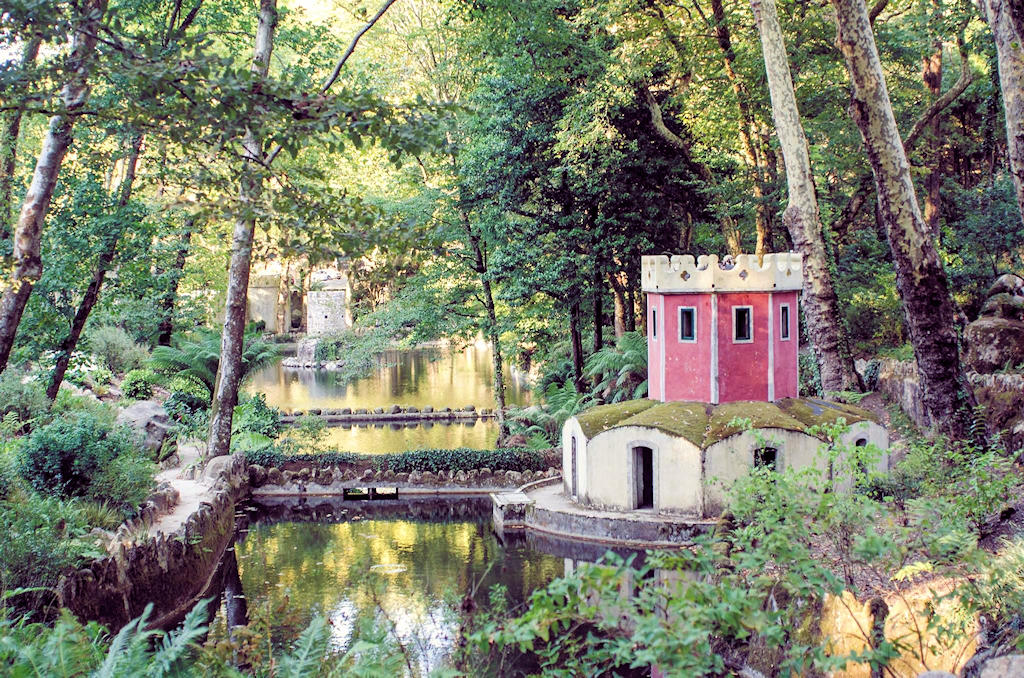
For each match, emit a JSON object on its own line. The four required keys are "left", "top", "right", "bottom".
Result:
{"left": 87, "top": 325, "right": 150, "bottom": 374}
{"left": 0, "top": 369, "right": 50, "bottom": 432}
{"left": 232, "top": 393, "right": 281, "bottom": 437}
{"left": 376, "top": 447, "right": 546, "bottom": 474}
{"left": 17, "top": 412, "right": 140, "bottom": 499}
{"left": 120, "top": 368, "right": 158, "bottom": 400}
{"left": 798, "top": 349, "right": 822, "bottom": 397}
{"left": 85, "top": 452, "right": 155, "bottom": 518}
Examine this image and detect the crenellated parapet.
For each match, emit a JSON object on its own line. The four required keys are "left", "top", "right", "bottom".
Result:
{"left": 641, "top": 252, "right": 803, "bottom": 293}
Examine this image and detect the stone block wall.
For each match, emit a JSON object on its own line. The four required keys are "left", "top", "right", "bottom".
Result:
{"left": 306, "top": 289, "right": 350, "bottom": 335}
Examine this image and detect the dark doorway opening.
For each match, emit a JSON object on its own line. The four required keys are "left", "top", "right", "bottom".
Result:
{"left": 570, "top": 436, "right": 578, "bottom": 497}
{"left": 634, "top": 446, "right": 654, "bottom": 509}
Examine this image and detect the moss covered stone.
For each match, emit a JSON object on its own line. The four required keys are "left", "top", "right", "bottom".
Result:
{"left": 574, "top": 397, "right": 879, "bottom": 448}
{"left": 575, "top": 399, "right": 657, "bottom": 439}
{"left": 618, "top": 401, "right": 709, "bottom": 447}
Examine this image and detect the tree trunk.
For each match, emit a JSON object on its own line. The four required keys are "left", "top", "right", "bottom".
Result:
{"left": 592, "top": 263, "right": 603, "bottom": 354}
{"left": 47, "top": 134, "right": 143, "bottom": 400}
{"left": 982, "top": 0, "right": 1024, "bottom": 228}
{"left": 751, "top": 0, "right": 861, "bottom": 393}
{"left": 0, "top": 0, "right": 106, "bottom": 374}
{"left": 568, "top": 300, "right": 585, "bottom": 393}
{"left": 832, "top": 0, "right": 975, "bottom": 438}
{"left": 276, "top": 257, "right": 290, "bottom": 333}
{"left": 922, "top": 38, "right": 943, "bottom": 241}
{"left": 207, "top": 0, "right": 277, "bottom": 458}
{"left": 157, "top": 221, "right": 194, "bottom": 346}
{"left": 465, "top": 221, "right": 508, "bottom": 437}
{"left": 0, "top": 36, "right": 42, "bottom": 236}
{"left": 609, "top": 271, "right": 627, "bottom": 338}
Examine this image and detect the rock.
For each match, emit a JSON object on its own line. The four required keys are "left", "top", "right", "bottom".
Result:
{"left": 980, "top": 293, "right": 1024, "bottom": 321}
{"left": 296, "top": 468, "right": 312, "bottom": 483}
{"left": 454, "top": 470, "right": 467, "bottom": 484}
{"left": 342, "top": 468, "right": 357, "bottom": 481}
{"left": 964, "top": 316, "right": 1024, "bottom": 373}
{"left": 506, "top": 470, "right": 522, "bottom": 486}
{"left": 423, "top": 406, "right": 433, "bottom": 414}
{"left": 203, "top": 455, "right": 234, "bottom": 481}
{"left": 479, "top": 467, "right": 492, "bottom": 478}
{"left": 979, "top": 655, "right": 1024, "bottom": 678}
{"left": 464, "top": 405, "right": 476, "bottom": 412}
{"left": 382, "top": 469, "right": 395, "bottom": 481}
{"left": 395, "top": 472, "right": 410, "bottom": 483}
{"left": 986, "top": 272, "right": 1024, "bottom": 298}
{"left": 388, "top": 405, "right": 401, "bottom": 414}
{"left": 373, "top": 407, "right": 384, "bottom": 415}
{"left": 314, "top": 468, "right": 332, "bottom": 485}
{"left": 407, "top": 406, "right": 419, "bottom": 413}
{"left": 479, "top": 408, "right": 490, "bottom": 415}
{"left": 266, "top": 467, "right": 284, "bottom": 485}
{"left": 341, "top": 408, "right": 352, "bottom": 415}
{"left": 117, "top": 400, "right": 175, "bottom": 457}
{"left": 310, "top": 408, "right": 322, "bottom": 416}
{"left": 360, "top": 469, "right": 374, "bottom": 481}
{"left": 916, "top": 673, "right": 956, "bottom": 678}
{"left": 466, "top": 469, "right": 479, "bottom": 483}
{"left": 408, "top": 471, "right": 422, "bottom": 484}
{"left": 355, "top": 408, "right": 368, "bottom": 415}
{"left": 521, "top": 470, "right": 534, "bottom": 483}
{"left": 441, "top": 407, "right": 452, "bottom": 414}
{"left": 421, "top": 471, "right": 436, "bottom": 484}
{"left": 248, "top": 465, "right": 268, "bottom": 487}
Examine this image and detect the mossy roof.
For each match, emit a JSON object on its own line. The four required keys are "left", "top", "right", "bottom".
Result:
{"left": 574, "top": 397, "right": 880, "bottom": 449}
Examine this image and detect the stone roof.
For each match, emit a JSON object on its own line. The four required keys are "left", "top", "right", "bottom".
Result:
{"left": 641, "top": 253, "right": 803, "bottom": 294}
{"left": 574, "top": 397, "right": 877, "bottom": 449}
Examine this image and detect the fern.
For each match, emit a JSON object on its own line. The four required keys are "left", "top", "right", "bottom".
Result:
{"left": 275, "top": 614, "right": 329, "bottom": 678}
{"left": 93, "top": 604, "right": 160, "bottom": 678}
{"left": 150, "top": 328, "right": 279, "bottom": 401}
{"left": 144, "top": 598, "right": 211, "bottom": 677}
{"left": 584, "top": 331, "right": 647, "bottom": 403}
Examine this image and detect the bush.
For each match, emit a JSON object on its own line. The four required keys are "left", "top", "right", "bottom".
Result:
{"left": 17, "top": 412, "right": 141, "bottom": 499}
{"left": 0, "top": 369, "right": 50, "bottom": 432}
{"left": 232, "top": 393, "right": 281, "bottom": 437}
{"left": 85, "top": 452, "right": 155, "bottom": 518}
{"left": 376, "top": 448, "right": 546, "bottom": 474}
{"left": 87, "top": 325, "right": 149, "bottom": 374}
{"left": 120, "top": 368, "right": 158, "bottom": 400}
{"left": 798, "top": 350, "right": 822, "bottom": 397}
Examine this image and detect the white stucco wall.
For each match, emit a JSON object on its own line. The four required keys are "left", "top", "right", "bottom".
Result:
{"left": 561, "top": 418, "right": 589, "bottom": 499}
{"left": 306, "top": 289, "right": 350, "bottom": 335}
{"left": 247, "top": 284, "right": 280, "bottom": 333}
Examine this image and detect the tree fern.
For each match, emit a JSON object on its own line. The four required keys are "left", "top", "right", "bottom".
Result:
{"left": 584, "top": 331, "right": 647, "bottom": 403}
{"left": 150, "top": 329, "right": 279, "bottom": 401}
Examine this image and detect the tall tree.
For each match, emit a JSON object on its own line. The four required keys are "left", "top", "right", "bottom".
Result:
{"left": 0, "top": 0, "right": 107, "bottom": 374}
{"left": 0, "top": 35, "right": 42, "bottom": 234}
{"left": 832, "top": 0, "right": 975, "bottom": 437}
{"left": 206, "top": 0, "right": 279, "bottom": 459}
{"left": 981, "top": 0, "right": 1024, "bottom": 227}
{"left": 750, "top": 0, "right": 861, "bottom": 393}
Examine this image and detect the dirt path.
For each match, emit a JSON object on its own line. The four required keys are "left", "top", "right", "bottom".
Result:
{"left": 149, "top": 442, "right": 211, "bottom": 537}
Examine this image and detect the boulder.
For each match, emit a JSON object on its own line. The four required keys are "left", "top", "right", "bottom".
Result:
{"left": 964, "top": 316, "right": 1024, "bottom": 373}
{"left": 266, "top": 467, "right": 285, "bottom": 485}
{"left": 117, "top": 400, "right": 175, "bottom": 457}
{"left": 986, "top": 272, "right": 1024, "bottom": 298}
{"left": 248, "top": 465, "right": 268, "bottom": 487}
{"left": 341, "top": 408, "right": 352, "bottom": 415}
{"left": 423, "top": 406, "right": 433, "bottom": 414}
{"left": 407, "top": 406, "right": 419, "bottom": 413}
{"left": 373, "top": 407, "right": 384, "bottom": 415}
{"left": 464, "top": 405, "right": 476, "bottom": 412}
{"left": 979, "top": 293, "right": 1024, "bottom": 322}
{"left": 979, "top": 655, "right": 1024, "bottom": 678}
{"left": 388, "top": 405, "right": 401, "bottom": 414}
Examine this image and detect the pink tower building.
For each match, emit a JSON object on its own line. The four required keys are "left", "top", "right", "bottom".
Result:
{"left": 641, "top": 253, "right": 803, "bottom": 404}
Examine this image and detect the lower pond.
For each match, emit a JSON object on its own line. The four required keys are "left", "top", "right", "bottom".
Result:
{"left": 245, "top": 345, "right": 532, "bottom": 453}
{"left": 207, "top": 498, "right": 622, "bottom": 676}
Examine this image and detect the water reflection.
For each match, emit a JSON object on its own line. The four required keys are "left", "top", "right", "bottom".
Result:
{"left": 212, "top": 498, "right": 563, "bottom": 676}
{"left": 246, "top": 345, "right": 531, "bottom": 413}
{"left": 319, "top": 420, "right": 498, "bottom": 453}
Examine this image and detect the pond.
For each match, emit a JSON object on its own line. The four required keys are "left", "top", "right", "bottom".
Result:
{"left": 207, "top": 498, "right": 581, "bottom": 676}
{"left": 245, "top": 345, "right": 533, "bottom": 453}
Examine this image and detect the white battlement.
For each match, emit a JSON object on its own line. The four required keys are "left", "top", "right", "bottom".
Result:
{"left": 641, "top": 253, "right": 803, "bottom": 293}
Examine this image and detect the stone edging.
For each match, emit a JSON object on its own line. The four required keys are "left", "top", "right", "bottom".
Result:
{"left": 279, "top": 404, "right": 495, "bottom": 425}
{"left": 57, "top": 454, "right": 249, "bottom": 631}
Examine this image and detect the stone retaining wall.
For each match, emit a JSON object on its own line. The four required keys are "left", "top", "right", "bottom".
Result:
{"left": 279, "top": 404, "right": 494, "bottom": 425}
{"left": 57, "top": 454, "right": 249, "bottom": 631}
{"left": 248, "top": 463, "right": 561, "bottom": 496}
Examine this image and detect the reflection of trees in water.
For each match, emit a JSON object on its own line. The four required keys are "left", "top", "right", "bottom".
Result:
{"left": 229, "top": 510, "right": 563, "bottom": 666}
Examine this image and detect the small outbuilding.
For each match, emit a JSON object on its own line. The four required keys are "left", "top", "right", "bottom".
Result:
{"left": 561, "top": 252, "right": 889, "bottom": 520}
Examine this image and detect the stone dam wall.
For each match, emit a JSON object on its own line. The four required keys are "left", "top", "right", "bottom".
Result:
{"left": 279, "top": 404, "right": 495, "bottom": 425}
{"left": 57, "top": 454, "right": 249, "bottom": 631}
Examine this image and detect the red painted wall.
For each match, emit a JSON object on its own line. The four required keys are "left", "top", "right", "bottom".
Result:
{"left": 647, "top": 294, "right": 662, "bottom": 401}
{"left": 662, "top": 294, "right": 712, "bottom": 401}
{"left": 717, "top": 293, "right": 770, "bottom": 402}
{"left": 773, "top": 291, "right": 799, "bottom": 399}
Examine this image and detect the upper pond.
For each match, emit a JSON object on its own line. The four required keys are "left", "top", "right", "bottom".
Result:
{"left": 245, "top": 345, "right": 532, "bottom": 453}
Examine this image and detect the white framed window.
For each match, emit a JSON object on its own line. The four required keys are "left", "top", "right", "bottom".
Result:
{"left": 651, "top": 308, "right": 657, "bottom": 339}
{"left": 733, "top": 306, "right": 753, "bottom": 343}
{"left": 779, "top": 304, "right": 791, "bottom": 341}
{"left": 678, "top": 307, "right": 697, "bottom": 342}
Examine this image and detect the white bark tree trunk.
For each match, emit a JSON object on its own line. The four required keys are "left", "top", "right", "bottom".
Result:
{"left": 0, "top": 0, "right": 107, "bottom": 373}
{"left": 207, "top": 0, "right": 278, "bottom": 458}
{"left": 982, "top": 0, "right": 1024, "bottom": 228}
{"left": 751, "top": 0, "right": 861, "bottom": 393}
{"left": 832, "top": 0, "right": 975, "bottom": 438}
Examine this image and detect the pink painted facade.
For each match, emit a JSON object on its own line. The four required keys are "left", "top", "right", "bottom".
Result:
{"left": 642, "top": 254, "right": 803, "bottom": 404}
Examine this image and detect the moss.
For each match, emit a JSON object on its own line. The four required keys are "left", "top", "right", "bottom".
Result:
{"left": 575, "top": 399, "right": 657, "bottom": 439}
{"left": 617, "top": 401, "right": 709, "bottom": 447}
{"left": 705, "top": 401, "right": 807, "bottom": 446}
{"left": 777, "top": 397, "right": 875, "bottom": 428}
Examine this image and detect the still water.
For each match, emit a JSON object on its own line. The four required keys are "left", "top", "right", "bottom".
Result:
{"left": 210, "top": 498, "right": 567, "bottom": 675}
{"left": 245, "top": 345, "right": 532, "bottom": 452}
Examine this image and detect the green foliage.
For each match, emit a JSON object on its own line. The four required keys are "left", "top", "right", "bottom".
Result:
{"left": 0, "top": 494, "right": 96, "bottom": 616}
{"left": 243, "top": 448, "right": 359, "bottom": 469}
{"left": 242, "top": 446, "right": 545, "bottom": 474}
{"left": 85, "top": 452, "right": 156, "bottom": 519}
{"left": 232, "top": 392, "right": 281, "bottom": 438}
{"left": 87, "top": 326, "right": 150, "bottom": 374}
{"left": 508, "top": 382, "right": 594, "bottom": 447}
{"left": 16, "top": 412, "right": 147, "bottom": 503}
{"left": 120, "top": 368, "right": 158, "bottom": 400}
{"left": 584, "top": 331, "right": 647, "bottom": 403}
{"left": 0, "top": 369, "right": 50, "bottom": 433}
{"left": 150, "top": 328, "right": 279, "bottom": 402}
{"left": 798, "top": 349, "right": 823, "bottom": 397}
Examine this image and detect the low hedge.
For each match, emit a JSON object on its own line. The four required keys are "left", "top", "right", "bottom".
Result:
{"left": 244, "top": 447, "right": 547, "bottom": 474}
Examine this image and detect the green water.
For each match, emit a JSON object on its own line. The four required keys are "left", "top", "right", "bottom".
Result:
{"left": 245, "top": 345, "right": 532, "bottom": 452}
{"left": 212, "top": 500, "right": 564, "bottom": 675}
